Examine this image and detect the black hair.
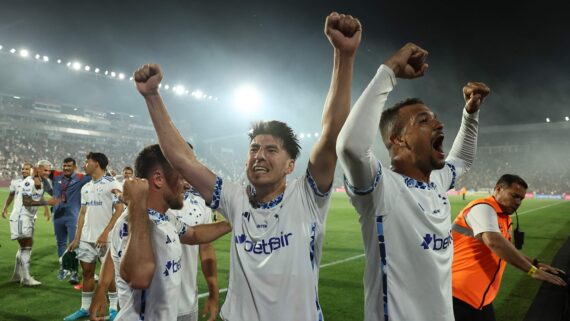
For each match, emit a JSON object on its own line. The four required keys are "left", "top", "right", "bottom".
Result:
{"left": 63, "top": 157, "right": 76, "bottom": 166}
{"left": 86, "top": 152, "right": 109, "bottom": 170}
{"left": 495, "top": 174, "right": 528, "bottom": 190}
{"left": 123, "top": 166, "right": 133, "bottom": 172}
{"left": 379, "top": 98, "right": 425, "bottom": 148}
{"left": 135, "top": 144, "right": 173, "bottom": 179}
{"left": 249, "top": 120, "right": 301, "bottom": 160}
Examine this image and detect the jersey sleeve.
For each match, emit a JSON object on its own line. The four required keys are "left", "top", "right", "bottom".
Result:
{"left": 299, "top": 168, "right": 332, "bottom": 224}
{"left": 465, "top": 204, "right": 501, "bottom": 236}
{"left": 208, "top": 176, "right": 243, "bottom": 223}
{"left": 9, "top": 179, "right": 18, "bottom": 193}
{"left": 80, "top": 184, "right": 89, "bottom": 206}
{"left": 110, "top": 212, "right": 129, "bottom": 262}
{"left": 21, "top": 179, "right": 34, "bottom": 197}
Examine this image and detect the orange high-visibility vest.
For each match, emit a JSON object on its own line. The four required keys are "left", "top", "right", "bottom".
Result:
{"left": 451, "top": 195, "right": 512, "bottom": 309}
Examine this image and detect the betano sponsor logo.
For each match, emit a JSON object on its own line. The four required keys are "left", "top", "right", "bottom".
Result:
{"left": 420, "top": 231, "right": 452, "bottom": 250}
{"left": 234, "top": 232, "right": 293, "bottom": 254}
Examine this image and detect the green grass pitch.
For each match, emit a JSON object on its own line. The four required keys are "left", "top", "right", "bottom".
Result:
{"left": 0, "top": 188, "right": 568, "bottom": 320}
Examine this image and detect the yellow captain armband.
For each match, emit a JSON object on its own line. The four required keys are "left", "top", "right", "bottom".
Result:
{"left": 527, "top": 265, "right": 538, "bottom": 276}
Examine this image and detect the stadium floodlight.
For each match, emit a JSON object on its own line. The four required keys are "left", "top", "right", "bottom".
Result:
{"left": 84, "top": 65, "right": 91, "bottom": 71}
{"left": 35, "top": 54, "right": 40, "bottom": 59}
{"left": 314, "top": 132, "right": 319, "bottom": 137}
{"left": 72, "top": 62, "right": 81, "bottom": 70}
{"left": 19, "top": 49, "right": 29, "bottom": 57}
{"left": 43, "top": 56, "right": 49, "bottom": 62}
{"left": 57, "top": 59, "right": 62, "bottom": 64}
{"left": 129, "top": 115, "right": 135, "bottom": 118}
{"left": 566, "top": 116, "right": 569, "bottom": 121}
{"left": 208, "top": 95, "right": 213, "bottom": 100}
{"left": 232, "top": 84, "right": 261, "bottom": 112}
{"left": 0, "top": 45, "right": 2, "bottom": 50}
{"left": 164, "top": 84, "right": 170, "bottom": 90}
{"left": 110, "top": 112, "right": 116, "bottom": 115}
{"left": 104, "top": 70, "right": 109, "bottom": 75}
{"left": 13, "top": 96, "right": 21, "bottom": 99}
{"left": 110, "top": 71, "right": 116, "bottom": 77}
{"left": 67, "top": 61, "right": 72, "bottom": 67}
{"left": 184, "top": 90, "right": 189, "bottom": 94}
{"left": 192, "top": 90, "right": 204, "bottom": 99}
{"left": 10, "top": 48, "right": 16, "bottom": 53}
{"left": 129, "top": 76, "right": 134, "bottom": 81}
{"left": 299, "top": 133, "right": 305, "bottom": 139}
{"left": 307, "top": 133, "right": 312, "bottom": 138}
{"left": 118, "top": 73, "right": 125, "bottom": 80}
{"left": 546, "top": 117, "right": 550, "bottom": 123}
{"left": 173, "top": 85, "right": 185, "bottom": 95}
{"left": 94, "top": 68, "right": 100, "bottom": 73}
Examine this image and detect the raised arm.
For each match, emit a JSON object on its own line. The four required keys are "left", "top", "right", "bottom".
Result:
{"left": 337, "top": 43, "right": 428, "bottom": 189}
{"left": 180, "top": 221, "right": 232, "bottom": 245}
{"left": 308, "top": 12, "right": 361, "bottom": 192}
{"left": 134, "top": 64, "right": 216, "bottom": 204}
{"left": 120, "top": 178, "right": 155, "bottom": 289}
{"left": 446, "top": 82, "right": 490, "bottom": 173}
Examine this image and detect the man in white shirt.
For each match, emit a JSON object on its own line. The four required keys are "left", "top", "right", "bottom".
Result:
{"left": 98, "top": 144, "right": 231, "bottom": 321}
{"left": 6, "top": 160, "right": 59, "bottom": 286}
{"left": 336, "top": 43, "right": 490, "bottom": 321}
{"left": 169, "top": 182, "right": 219, "bottom": 321}
{"left": 64, "top": 152, "right": 124, "bottom": 321}
{"left": 136, "top": 11, "right": 361, "bottom": 320}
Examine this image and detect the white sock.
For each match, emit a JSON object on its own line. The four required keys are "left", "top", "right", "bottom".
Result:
{"left": 108, "top": 292, "right": 118, "bottom": 310}
{"left": 81, "top": 291, "right": 94, "bottom": 311}
{"left": 13, "top": 250, "right": 22, "bottom": 278}
{"left": 19, "top": 247, "right": 32, "bottom": 280}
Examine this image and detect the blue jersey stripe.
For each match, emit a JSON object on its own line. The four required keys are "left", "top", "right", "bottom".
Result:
{"left": 376, "top": 215, "right": 389, "bottom": 321}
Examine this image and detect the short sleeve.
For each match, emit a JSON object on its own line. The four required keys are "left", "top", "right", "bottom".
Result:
{"left": 465, "top": 204, "right": 500, "bottom": 236}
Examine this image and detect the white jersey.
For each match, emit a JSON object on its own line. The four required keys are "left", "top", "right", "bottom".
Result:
{"left": 80, "top": 176, "right": 122, "bottom": 243}
{"left": 110, "top": 208, "right": 188, "bottom": 321}
{"left": 168, "top": 189, "right": 213, "bottom": 316}
{"left": 346, "top": 161, "right": 463, "bottom": 321}
{"left": 10, "top": 176, "right": 44, "bottom": 219}
{"left": 211, "top": 170, "right": 331, "bottom": 321}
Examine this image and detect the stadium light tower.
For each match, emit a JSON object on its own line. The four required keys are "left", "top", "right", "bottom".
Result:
{"left": 19, "top": 49, "right": 29, "bottom": 58}
{"left": 72, "top": 62, "right": 81, "bottom": 70}
{"left": 233, "top": 84, "right": 261, "bottom": 113}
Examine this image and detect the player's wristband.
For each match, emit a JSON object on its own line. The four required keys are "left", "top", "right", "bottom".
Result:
{"left": 532, "top": 258, "right": 540, "bottom": 266}
{"left": 527, "top": 265, "right": 538, "bottom": 276}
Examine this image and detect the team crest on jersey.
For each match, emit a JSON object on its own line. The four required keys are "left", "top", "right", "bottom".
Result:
{"left": 25, "top": 182, "right": 30, "bottom": 186}
{"left": 242, "top": 211, "right": 251, "bottom": 221}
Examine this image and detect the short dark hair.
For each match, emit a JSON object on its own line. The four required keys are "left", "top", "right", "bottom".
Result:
{"left": 379, "top": 98, "right": 425, "bottom": 148}
{"left": 21, "top": 162, "right": 33, "bottom": 168}
{"left": 249, "top": 120, "right": 301, "bottom": 160}
{"left": 86, "top": 152, "right": 109, "bottom": 170}
{"left": 135, "top": 144, "right": 173, "bottom": 180}
{"left": 63, "top": 157, "right": 76, "bottom": 166}
{"left": 122, "top": 166, "right": 133, "bottom": 173}
{"left": 495, "top": 174, "right": 528, "bottom": 190}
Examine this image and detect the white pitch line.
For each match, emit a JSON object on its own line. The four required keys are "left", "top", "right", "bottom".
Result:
{"left": 517, "top": 201, "right": 567, "bottom": 216}
{"left": 198, "top": 201, "right": 567, "bottom": 299}
{"left": 197, "top": 253, "right": 365, "bottom": 299}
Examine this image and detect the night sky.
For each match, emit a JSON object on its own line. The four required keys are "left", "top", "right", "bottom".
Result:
{"left": 1, "top": 0, "right": 569, "bottom": 139}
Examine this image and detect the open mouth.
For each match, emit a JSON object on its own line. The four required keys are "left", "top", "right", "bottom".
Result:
{"left": 253, "top": 166, "right": 268, "bottom": 173}
{"left": 432, "top": 135, "right": 445, "bottom": 157}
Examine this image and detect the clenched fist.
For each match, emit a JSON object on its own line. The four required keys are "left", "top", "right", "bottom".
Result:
{"left": 384, "top": 42, "right": 429, "bottom": 79}
{"left": 134, "top": 64, "right": 163, "bottom": 97}
{"left": 463, "top": 82, "right": 490, "bottom": 114}
{"left": 325, "top": 12, "right": 362, "bottom": 57}
{"left": 122, "top": 177, "right": 149, "bottom": 208}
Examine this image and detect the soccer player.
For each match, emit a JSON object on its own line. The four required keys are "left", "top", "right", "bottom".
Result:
{"left": 136, "top": 11, "right": 361, "bottom": 320}
{"left": 452, "top": 174, "right": 566, "bottom": 321}
{"left": 336, "top": 42, "right": 490, "bottom": 320}
{"left": 64, "top": 152, "right": 124, "bottom": 321}
{"left": 2, "top": 162, "right": 33, "bottom": 219}
{"left": 98, "top": 144, "right": 231, "bottom": 321}
{"left": 50, "top": 157, "right": 91, "bottom": 282}
{"left": 169, "top": 181, "right": 219, "bottom": 321}
{"left": 7, "top": 160, "right": 59, "bottom": 286}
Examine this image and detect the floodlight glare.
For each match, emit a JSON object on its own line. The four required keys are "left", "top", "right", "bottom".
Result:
{"left": 192, "top": 90, "right": 204, "bottom": 99}
{"left": 19, "top": 49, "right": 29, "bottom": 57}
{"left": 314, "top": 132, "right": 319, "bottom": 137}
{"left": 118, "top": 73, "right": 125, "bottom": 80}
{"left": 35, "top": 54, "right": 40, "bottom": 59}
{"left": 72, "top": 62, "right": 81, "bottom": 70}
{"left": 104, "top": 70, "right": 109, "bottom": 75}
{"left": 94, "top": 68, "right": 100, "bottom": 73}
{"left": 10, "top": 48, "right": 16, "bottom": 53}
{"left": 307, "top": 133, "right": 312, "bottom": 138}
{"left": 233, "top": 84, "right": 261, "bottom": 112}
{"left": 566, "top": 116, "right": 569, "bottom": 121}
{"left": 43, "top": 56, "right": 49, "bottom": 62}
{"left": 110, "top": 71, "right": 116, "bottom": 77}
{"left": 299, "top": 133, "right": 305, "bottom": 139}
{"left": 84, "top": 66, "right": 91, "bottom": 71}
{"left": 57, "top": 59, "right": 62, "bottom": 64}
{"left": 0, "top": 45, "right": 3, "bottom": 50}
{"left": 67, "top": 62, "right": 72, "bottom": 67}
{"left": 173, "top": 85, "right": 185, "bottom": 95}
{"left": 546, "top": 117, "right": 550, "bottom": 123}
{"left": 129, "top": 76, "right": 134, "bottom": 81}
{"left": 164, "top": 85, "right": 170, "bottom": 90}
